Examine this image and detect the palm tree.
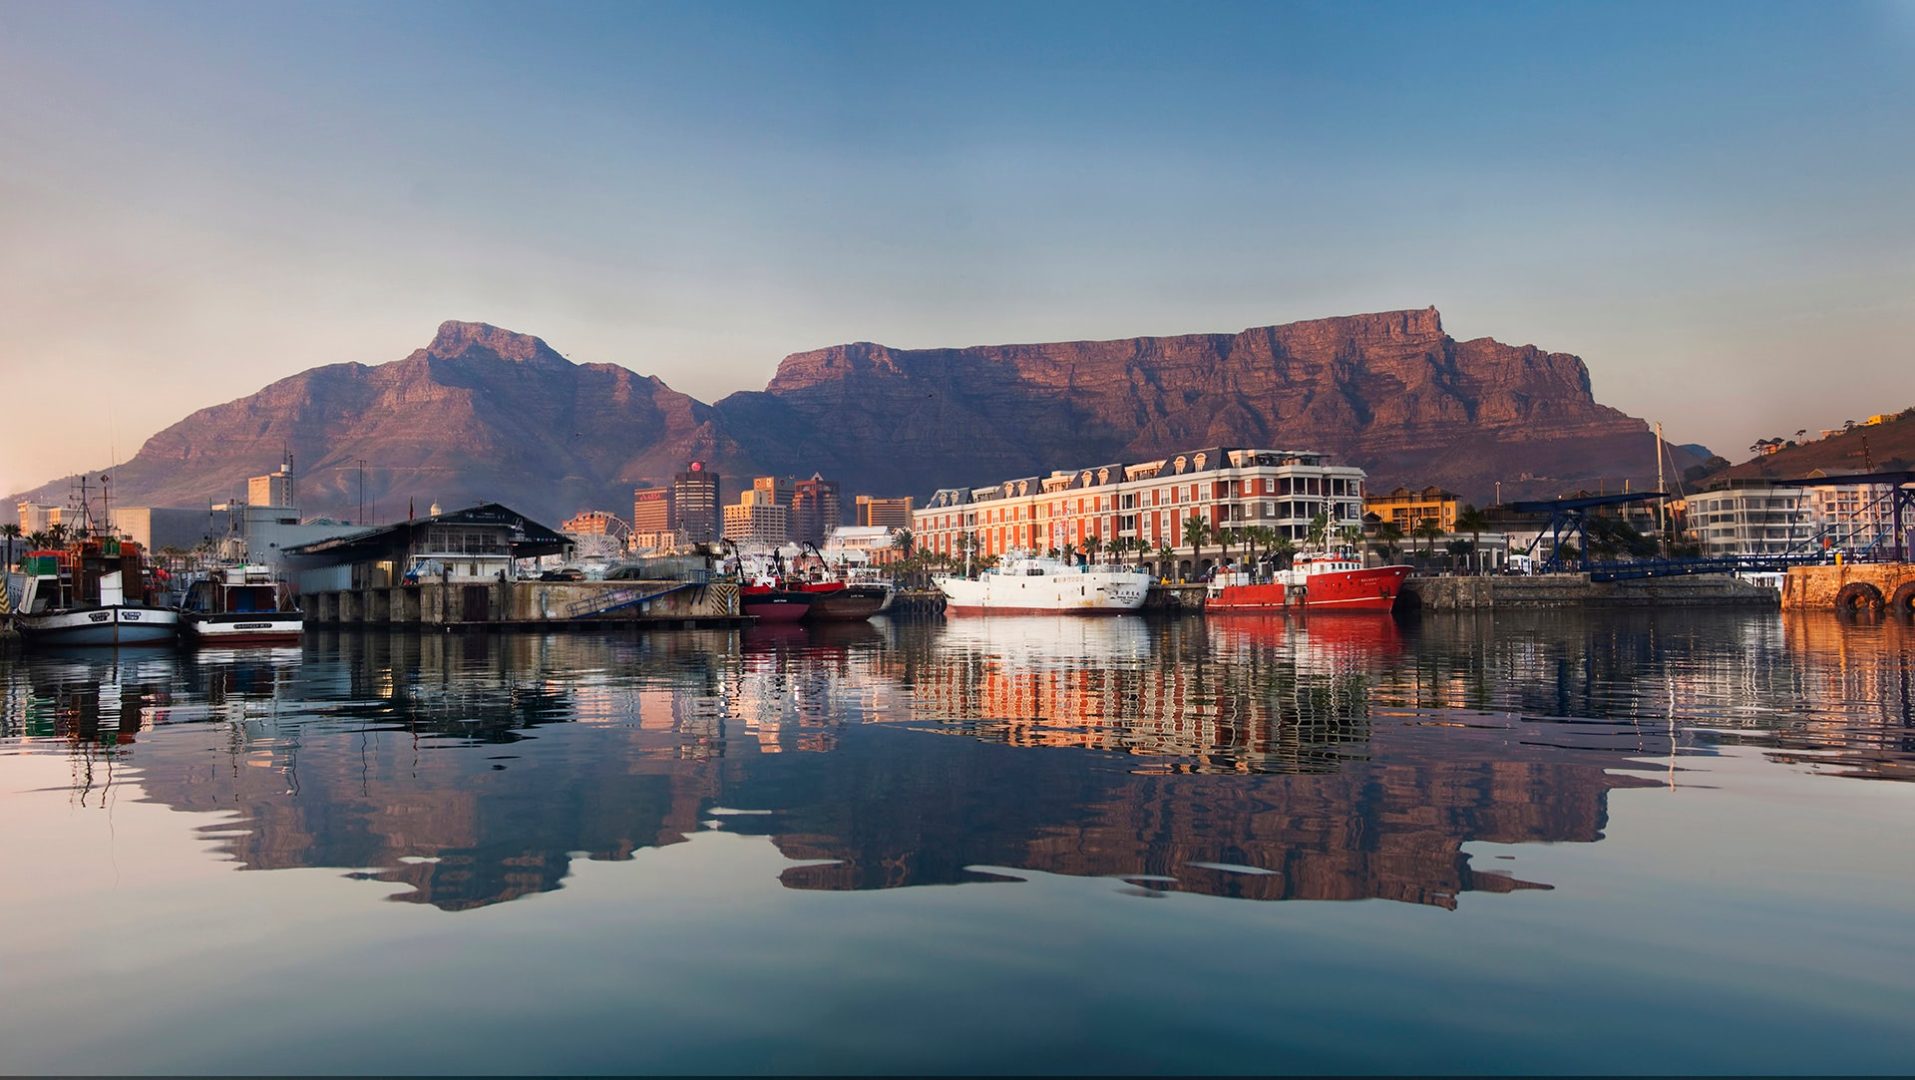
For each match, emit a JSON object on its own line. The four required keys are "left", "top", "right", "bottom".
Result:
{"left": 1453, "top": 504, "right": 1490, "bottom": 574}
{"left": 1446, "top": 538, "right": 1474, "bottom": 573}
{"left": 1156, "top": 542, "right": 1173, "bottom": 579}
{"left": 1084, "top": 533, "right": 1103, "bottom": 564}
{"left": 0, "top": 523, "right": 18, "bottom": 571}
{"left": 1413, "top": 518, "right": 1444, "bottom": 564}
{"left": 1182, "top": 514, "right": 1210, "bottom": 578}
{"left": 1371, "top": 520, "right": 1404, "bottom": 563}
{"left": 896, "top": 527, "right": 915, "bottom": 561}
{"left": 1269, "top": 534, "right": 1297, "bottom": 570}
{"left": 1216, "top": 526, "right": 1236, "bottom": 567}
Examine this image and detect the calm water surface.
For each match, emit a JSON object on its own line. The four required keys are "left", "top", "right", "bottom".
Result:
{"left": 2, "top": 611, "right": 1912, "bottom": 1074}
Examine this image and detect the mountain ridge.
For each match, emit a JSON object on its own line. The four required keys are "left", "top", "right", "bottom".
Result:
{"left": 6, "top": 310, "right": 1702, "bottom": 526}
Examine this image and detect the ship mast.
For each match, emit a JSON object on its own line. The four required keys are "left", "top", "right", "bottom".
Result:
{"left": 1654, "top": 421, "right": 1668, "bottom": 538}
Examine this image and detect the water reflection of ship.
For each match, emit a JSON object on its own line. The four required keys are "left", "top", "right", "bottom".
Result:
{"left": 937, "top": 613, "right": 1152, "bottom": 659}
{"left": 906, "top": 615, "right": 1387, "bottom": 774}
{"left": 732, "top": 620, "right": 901, "bottom": 753}
{"left": 4, "top": 647, "right": 180, "bottom": 744}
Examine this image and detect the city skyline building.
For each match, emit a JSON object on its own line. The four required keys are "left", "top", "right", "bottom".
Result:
{"left": 791, "top": 473, "right": 842, "bottom": 547}
{"left": 248, "top": 463, "right": 296, "bottom": 509}
{"left": 855, "top": 494, "right": 913, "bottom": 529}
{"left": 670, "top": 462, "right": 720, "bottom": 544}
{"left": 723, "top": 501, "right": 790, "bottom": 547}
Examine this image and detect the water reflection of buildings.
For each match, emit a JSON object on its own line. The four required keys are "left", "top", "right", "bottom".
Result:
{"left": 1386, "top": 612, "right": 1914, "bottom": 783}
{"left": 6, "top": 611, "right": 1905, "bottom": 916}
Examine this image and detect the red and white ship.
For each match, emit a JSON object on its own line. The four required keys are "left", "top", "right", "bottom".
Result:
{"left": 1206, "top": 551, "right": 1411, "bottom": 613}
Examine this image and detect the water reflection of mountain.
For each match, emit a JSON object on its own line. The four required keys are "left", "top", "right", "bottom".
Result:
{"left": 4, "top": 610, "right": 1902, "bottom": 913}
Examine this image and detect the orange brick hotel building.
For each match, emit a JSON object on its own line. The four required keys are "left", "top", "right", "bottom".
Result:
{"left": 912, "top": 447, "right": 1366, "bottom": 569}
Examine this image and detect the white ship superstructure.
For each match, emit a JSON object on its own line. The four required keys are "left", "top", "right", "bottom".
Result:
{"left": 936, "top": 553, "right": 1150, "bottom": 615}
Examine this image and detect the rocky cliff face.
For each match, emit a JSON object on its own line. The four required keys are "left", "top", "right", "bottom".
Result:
{"left": 9, "top": 322, "right": 750, "bottom": 524}
{"left": 6, "top": 309, "right": 1694, "bottom": 524}
{"left": 721, "top": 307, "right": 1676, "bottom": 503}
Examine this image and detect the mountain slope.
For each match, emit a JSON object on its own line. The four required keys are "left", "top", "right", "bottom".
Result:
{"left": 718, "top": 307, "right": 1685, "bottom": 503}
{"left": 7, "top": 309, "right": 1704, "bottom": 526}
{"left": 8, "top": 322, "right": 750, "bottom": 524}
{"left": 1707, "top": 410, "right": 1915, "bottom": 484}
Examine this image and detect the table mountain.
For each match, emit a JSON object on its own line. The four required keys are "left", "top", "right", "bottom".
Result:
{"left": 721, "top": 307, "right": 1689, "bottom": 504}
{"left": 6, "top": 308, "right": 1699, "bottom": 527}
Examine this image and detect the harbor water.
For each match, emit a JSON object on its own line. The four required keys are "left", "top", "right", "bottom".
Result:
{"left": 2, "top": 611, "right": 1912, "bottom": 1074}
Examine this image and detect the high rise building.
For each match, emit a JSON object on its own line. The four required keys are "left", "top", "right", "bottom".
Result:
{"left": 632, "top": 487, "right": 671, "bottom": 532}
{"left": 248, "top": 464, "right": 296, "bottom": 509}
{"left": 15, "top": 502, "right": 60, "bottom": 533}
{"left": 721, "top": 486, "right": 792, "bottom": 545}
{"left": 752, "top": 475, "right": 795, "bottom": 512}
{"left": 723, "top": 501, "right": 789, "bottom": 546}
{"left": 631, "top": 487, "right": 674, "bottom": 550}
{"left": 790, "top": 473, "right": 842, "bottom": 547}
{"left": 855, "top": 494, "right": 914, "bottom": 528}
{"left": 670, "top": 462, "right": 721, "bottom": 543}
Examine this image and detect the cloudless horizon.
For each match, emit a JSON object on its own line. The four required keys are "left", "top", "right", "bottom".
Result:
{"left": 3, "top": 0, "right": 1913, "bottom": 497}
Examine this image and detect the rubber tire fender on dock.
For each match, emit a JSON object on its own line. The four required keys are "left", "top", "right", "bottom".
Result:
{"left": 1834, "top": 581, "right": 1886, "bottom": 615}
{"left": 1890, "top": 582, "right": 1915, "bottom": 619}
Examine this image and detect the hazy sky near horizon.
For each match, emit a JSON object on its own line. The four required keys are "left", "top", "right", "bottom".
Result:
{"left": 3, "top": 0, "right": 1913, "bottom": 496}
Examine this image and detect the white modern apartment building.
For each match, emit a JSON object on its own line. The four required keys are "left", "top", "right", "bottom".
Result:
{"left": 1686, "top": 484, "right": 1815, "bottom": 556}
{"left": 1806, "top": 482, "right": 1899, "bottom": 553}
{"left": 1688, "top": 480, "right": 1905, "bottom": 557}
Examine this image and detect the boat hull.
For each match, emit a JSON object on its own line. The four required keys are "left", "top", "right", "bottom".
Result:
{"left": 943, "top": 603, "right": 1140, "bottom": 616}
{"left": 186, "top": 613, "right": 305, "bottom": 645}
{"left": 17, "top": 605, "right": 182, "bottom": 646}
{"left": 1211, "top": 565, "right": 1411, "bottom": 613}
{"left": 741, "top": 587, "right": 815, "bottom": 623}
{"left": 802, "top": 583, "right": 891, "bottom": 622}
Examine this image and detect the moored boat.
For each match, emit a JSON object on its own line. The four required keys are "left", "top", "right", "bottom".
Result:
{"left": 936, "top": 552, "right": 1151, "bottom": 615}
{"left": 739, "top": 581, "right": 816, "bottom": 623}
{"left": 10, "top": 541, "right": 182, "bottom": 647}
{"left": 800, "top": 579, "right": 893, "bottom": 622}
{"left": 182, "top": 564, "right": 304, "bottom": 645}
{"left": 1207, "top": 552, "right": 1411, "bottom": 613}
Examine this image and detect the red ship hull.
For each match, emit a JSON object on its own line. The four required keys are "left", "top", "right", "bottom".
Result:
{"left": 1209, "top": 565, "right": 1411, "bottom": 613}
{"left": 740, "top": 585, "right": 814, "bottom": 623}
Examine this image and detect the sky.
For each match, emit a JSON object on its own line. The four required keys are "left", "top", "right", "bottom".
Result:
{"left": 2, "top": 0, "right": 1913, "bottom": 496}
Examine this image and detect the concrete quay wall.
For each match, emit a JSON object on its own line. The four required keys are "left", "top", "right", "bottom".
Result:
{"left": 301, "top": 579, "right": 742, "bottom": 627}
{"left": 1145, "top": 584, "right": 1207, "bottom": 613}
{"left": 1405, "top": 573, "right": 1779, "bottom": 611}
{"left": 1782, "top": 564, "right": 1915, "bottom": 612}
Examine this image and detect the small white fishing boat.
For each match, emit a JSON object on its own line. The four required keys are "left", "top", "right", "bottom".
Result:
{"left": 182, "top": 565, "right": 304, "bottom": 645}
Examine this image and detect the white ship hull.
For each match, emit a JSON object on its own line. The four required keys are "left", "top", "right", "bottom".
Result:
{"left": 185, "top": 612, "right": 305, "bottom": 645}
{"left": 16, "top": 605, "right": 182, "bottom": 646}
{"left": 937, "top": 566, "right": 1151, "bottom": 615}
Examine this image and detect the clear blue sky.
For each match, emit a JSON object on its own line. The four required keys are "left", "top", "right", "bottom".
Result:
{"left": 3, "top": 0, "right": 1912, "bottom": 493}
